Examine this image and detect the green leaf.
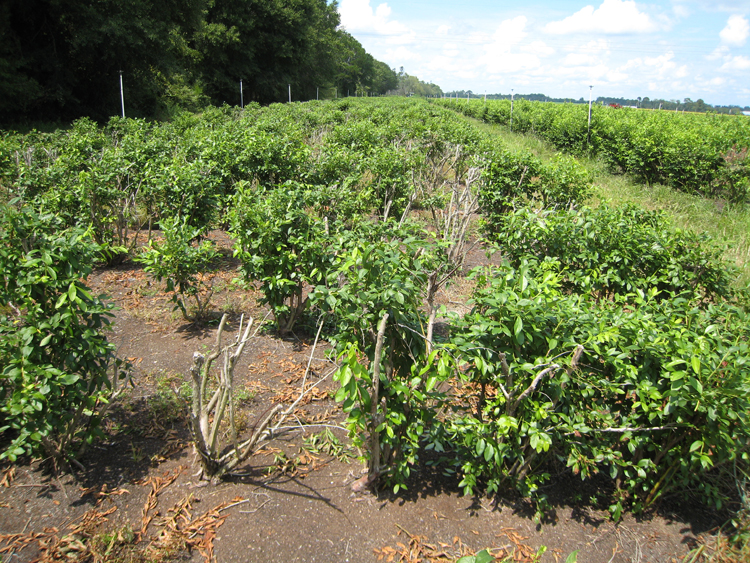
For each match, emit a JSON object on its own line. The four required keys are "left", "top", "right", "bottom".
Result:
{"left": 334, "top": 386, "right": 348, "bottom": 403}
{"left": 425, "top": 376, "right": 438, "bottom": 392}
{"left": 457, "top": 550, "right": 494, "bottom": 563}
{"left": 476, "top": 438, "right": 486, "bottom": 456}
{"left": 690, "top": 356, "right": 701, "bottom": 375}
{"left": 514, "top": 316, "right": 523, "bottom": 337}
{"left": 58, "top": 374, "right": 81, "bottom": 385}
{"left": 689, "top": 377, "right": 703, "bottom": 394}
{"left": 565, "top": 550, "right": 580, "bottom": 563}
{"left": 339, "top": 366, "right": 353, "bottom": 387}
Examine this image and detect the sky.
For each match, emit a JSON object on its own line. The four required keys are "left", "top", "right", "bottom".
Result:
{"left": 337, "top": 0, "right": 750, "bottom": 106}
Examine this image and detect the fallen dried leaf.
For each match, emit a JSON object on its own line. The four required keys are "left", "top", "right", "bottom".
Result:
{"left": 0, "top": 467, "right": 15, "bottom": 488}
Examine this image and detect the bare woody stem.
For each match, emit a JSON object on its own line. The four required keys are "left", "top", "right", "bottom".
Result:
{"left": 369, "top": 312, "right": 389, "bottom": 479}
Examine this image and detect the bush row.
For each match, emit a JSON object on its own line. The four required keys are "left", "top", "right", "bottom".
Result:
{"left": 438, "top": 98, "right": 750, "bottom": 202}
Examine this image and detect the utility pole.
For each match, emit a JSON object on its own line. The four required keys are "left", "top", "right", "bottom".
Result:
{"left": 587, "top": 85, "right": 593, "bottom": 146}
{"left": 510, "top": 89, "right": 514, "bottom": 132}
{"left": 288, "top": 84, "right": 291, "bottom": 103}
{"left": 119, "top": 70, "right": 125, "bottom": 118}
{"left": 317, "top": 87, "right": 319, "bottom": 101}
{"left": 240, "top": 79, "right": 244, "bottom": 108}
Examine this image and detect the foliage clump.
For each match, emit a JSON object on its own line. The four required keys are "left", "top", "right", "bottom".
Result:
{"left": 135, "top": 215, "right": 218, "bottom": 322}
{"left": 0, "top": 203, "right": 128, "bottom": 465}
{"left": 494, "top": 204, "right": 735, "bottom": 302}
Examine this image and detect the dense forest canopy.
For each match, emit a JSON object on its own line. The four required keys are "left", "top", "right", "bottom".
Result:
{"left": 0, "top": 0, "right": 402, "bottom": 124}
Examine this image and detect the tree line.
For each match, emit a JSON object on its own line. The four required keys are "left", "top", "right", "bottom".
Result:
{"left": 446, "top": 90, "right": 749, "bottom": 114}
{"left": 0, "top": 0, "right": 401, "bottom": 124}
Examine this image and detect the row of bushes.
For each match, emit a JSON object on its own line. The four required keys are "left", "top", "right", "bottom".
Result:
{"left": 438, "top": 98, "right": 750, "bottom": 203}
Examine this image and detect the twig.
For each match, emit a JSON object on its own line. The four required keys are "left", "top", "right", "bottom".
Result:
{"left": 239, "top": 499, "right": 272, "bottom": 514}
{"left": 300, "top": 316, "right": 325, "bottom": 394}
{"left": 395, "top": 523, "right": 414, "bottom": 537}
{"left": 216, "top": 498, "right": 254, "bottom": 513}
{"left": 272, "top": 424, "right": 348, "bottom": 433}
{"left": 508, "top": 365, "right": 559, "bottom": 416}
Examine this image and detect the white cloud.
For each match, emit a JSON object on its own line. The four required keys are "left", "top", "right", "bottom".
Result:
{"left": 443, "top": 42, "right": 460, "bottom": 57}
{"left": 485, "top": 53, "right": 542, "bottom": 74}
{"left": 720, "top": 15, "right": 750, "bottom": 46}
{"left": 707, "top": 45, "right": 730, "bottom": 60}
{"left": 436, "top": 25, "right": 451, "bottom": 36}
{"left": 720, "top": 55, "right": 750, "bottom": 70}
{"left": 477, "top": 16, "right": 543, "bottom": 74}
{"left": 568, "top": 39, "right": 611, "bottom": 55}
{"left": 606, "top": 70, "right": 629, "bottom": 82}
{"left": 563, "top": 53, "right": 599, "bottom": 66}
{"left": 671, "top": 2, "right": 691, "bottom": 19}
{"left": 385, "top": 46, "right": 421, "bottom": 62}
{"left": 618, "top": 51, "right": 688, "bottom": 81}
{"left": 643, "top": 52, "right": 680, "bottom": 77}
{"left": 545, "top": 0, "right": 659, "bottom": 35}
{"left": 467, "top": 32, "right": 488, "bottom": 45}
{"left": 338, "top": 0, "right": 414, "bottom": 44}
{"left": 522, "top": 41, "right": 555, "bottom": 57}
{"left": 489, "top": 16, "right": 529, "bottom": 50}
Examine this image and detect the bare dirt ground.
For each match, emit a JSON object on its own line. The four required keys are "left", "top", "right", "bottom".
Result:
{"left": 0, "top": 232, "right": 726, "bottom": 563}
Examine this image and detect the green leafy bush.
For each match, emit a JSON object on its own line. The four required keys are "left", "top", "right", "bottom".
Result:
{"left": 493, "top": 204, "right": 734, "bottom": 302}
{"left": 312, "top": 232, "right": 451, "bottom": 492}
{"left": 479, "top": 149, "right": 592, "bottom": 235}
{"left": 231, "top": 182, "right": 328, "bottom": 335}
{"left": 450, "top": 260, "right": 750, "bottom": 518}
{"left": 135, "top": 214, "right": 218, "bottom": 321}
{"left": 0, "top": 203, "right": 127, "bottom": 464}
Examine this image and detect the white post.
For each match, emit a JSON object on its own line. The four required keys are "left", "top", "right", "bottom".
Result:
{"left": 288, "top": 84, "right": 291, "bottom": 103}
{"left": 510, "top": 89, "right": 514, "bottom": 132}
{"left": 119, "top": 70, "right": 125, "bottom": 118}
{"left": 240, "top": 79, "right": 244, "bottom": 108}
{"left": 587, "top": 85, "right": 593, "bottom": 145}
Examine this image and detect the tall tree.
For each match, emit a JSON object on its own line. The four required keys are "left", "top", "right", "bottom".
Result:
{"left": 334, "top": 30, "right": 374, "bottom": 96}
{"left": 197, "top": 0, "right": 342, "bottom": 104}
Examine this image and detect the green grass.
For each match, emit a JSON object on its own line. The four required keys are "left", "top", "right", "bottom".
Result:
{"left": 466, "top": 116, "right": 750, "bottom": 288}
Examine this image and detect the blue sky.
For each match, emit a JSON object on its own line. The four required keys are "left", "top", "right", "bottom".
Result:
{"left": 338, "top": 0, "right": 750, "bottom": 106}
